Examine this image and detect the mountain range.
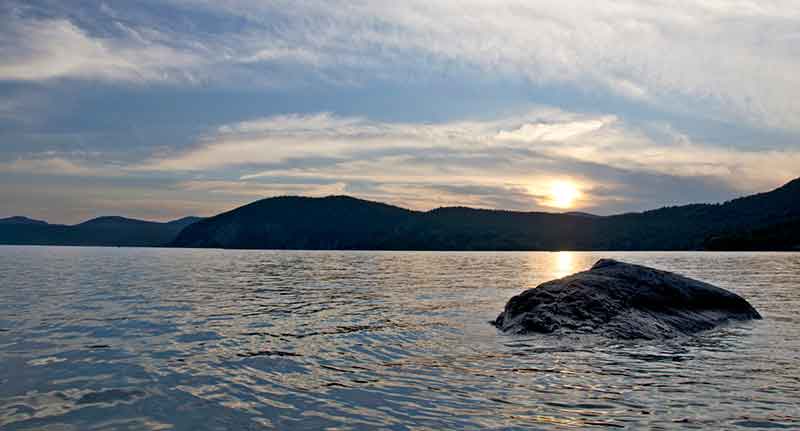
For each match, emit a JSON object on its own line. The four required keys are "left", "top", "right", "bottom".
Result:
{"left": 0, "top": 216, "right": 202, "bottom": 247}
{"left": 2, "top": 178, "right": 799, "bottom": 250}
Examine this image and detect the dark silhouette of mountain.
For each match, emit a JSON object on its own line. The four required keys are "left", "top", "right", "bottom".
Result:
{"left": 172, "top": 177, "right": 800, "bottom": 251}
{"left": 705, "top": 218, "right": 800, "bottom": 251}
{"left": 0, "top": 216, "right": 48, "bottom": 225}
{"left": 0, "top": 215, "right": 202, "bottom": 247}
{"left": 172, "top": 196, "right": 416, "bottom": 249}
{"left": 166, "top": 216, "right": 204, "bottom": 226}
{"left": 3, "top": 178, "right": 797, "bottom": 250}
{"left": 562, "top": 211, "right": 600, "bottom": 218}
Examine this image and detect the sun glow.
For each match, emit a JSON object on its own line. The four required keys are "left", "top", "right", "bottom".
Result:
{"left": 547, "top": 180, "right": 581, "bottom": 209}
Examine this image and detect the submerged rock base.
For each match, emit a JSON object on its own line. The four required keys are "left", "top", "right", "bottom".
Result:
{"left": 494, "top": 259, "right": 761, "bottom": 339}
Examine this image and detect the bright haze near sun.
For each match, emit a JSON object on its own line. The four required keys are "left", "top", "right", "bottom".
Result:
{"left": 1, "top": 1, "right": 799, "bottom": 223}
{"left": 548, "top": 181, "right": 582, "bottom": 210}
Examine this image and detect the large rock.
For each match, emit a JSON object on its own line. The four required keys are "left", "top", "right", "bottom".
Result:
{"left": 494, "top": 259, "right": 761, "bottom": 339}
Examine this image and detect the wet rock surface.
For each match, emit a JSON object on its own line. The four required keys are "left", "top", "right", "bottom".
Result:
{"left": 494, "top": 259, "right": 762, "bottom": 339}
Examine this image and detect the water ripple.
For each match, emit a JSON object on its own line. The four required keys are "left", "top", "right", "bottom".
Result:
{"left": 1, "top": 248, "right": 799, "bottom": 429}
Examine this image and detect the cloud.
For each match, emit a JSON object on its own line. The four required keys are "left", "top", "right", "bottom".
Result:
{"left": 145, "top": 110, "right": 800, "bottom": 189}
{"left": 4, "top": 1, "right": 800, "bottom": 131}
{"left": 162, "top": 0, "right": 800, "bottom": 131}
{"left": 0, "top": 17, "right": 200, "bottom": 82}
{"left": 132, "top": 110, "right": 800, "bottom": 213}
{"left": 496, "top": 118, "right": 614, "bottom": 142}
{"left": 0, "top": 150, "right": 138, "bottom": 178}
{"left": 178, "top": 179, "right": 348, "bottom": 198}
{"left": 5, "top": 1, "right": 799, "bottom": 223}
{"left": 137, "top": 112, "right": 500, "bottom": 171}
{"left": 0, "top": 157, "right": 105, "bottom": 176}
{"left": 4, "top": 106, "right": 797, "bottom": 220}
{"left": 6, "top": 107, "right": 798, "bottom": 215}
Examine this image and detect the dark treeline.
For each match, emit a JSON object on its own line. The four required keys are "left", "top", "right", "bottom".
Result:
{"left": 0, "top": 216, "right": 201, "bottom": 247}
{"left": 171, "top": 178, "right": 800, "bottom": 251}
{"left": 3, "top": 178, "right": 798, "bottom": 250}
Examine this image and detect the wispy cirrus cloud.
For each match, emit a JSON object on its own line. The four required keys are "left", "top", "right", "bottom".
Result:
{"left": 496, "top": 118, "right": 615, "bottom": 143}
{"left": 0, "top": 17, "right": 201, "bottom": 83}
{"left": 162, "top": 0, "right": 800, "bottom": 130}
{"left": 4, "top": 0, "right": 800, "bottom": 131}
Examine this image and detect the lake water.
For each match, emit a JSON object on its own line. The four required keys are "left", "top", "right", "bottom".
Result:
{"left": 1, "top": 247, "right": 798, "bottom": 430}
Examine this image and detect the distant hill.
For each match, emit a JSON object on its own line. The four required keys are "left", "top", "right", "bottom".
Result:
{"left": 0, "top": 216, "right": 48, "bottom": 225}
{"left": 171, "top": 177, "right": 800, "bottom": 251}
{"left": 171, "top": 196, "right": 416, "bottom": 249}
{"left": 166, "top": 216, "right": 205, "bottom": 226}
{"left": 4, "top": 179, "right": 798, "bottom": 250}
{"left": 0, "top": 215, "right": 202, "bottom": 247}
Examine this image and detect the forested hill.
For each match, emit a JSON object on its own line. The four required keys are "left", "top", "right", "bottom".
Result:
{"left": 171, "top": 178, "right": 800, "bottom": 251}
{"left": 0, "top": 216, "right": 203, "bottom": 247}
{"left": 4, "top": 179, "right": 797, "bottom": 250}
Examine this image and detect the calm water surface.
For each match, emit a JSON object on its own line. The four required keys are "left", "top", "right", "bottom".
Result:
{"left": 1, "top": 247, "right": 798, "bottom": 430}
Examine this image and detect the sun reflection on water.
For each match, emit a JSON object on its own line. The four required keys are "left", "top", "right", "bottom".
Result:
{"left": 553, "top": 251, "right": 577, "bottom": 279}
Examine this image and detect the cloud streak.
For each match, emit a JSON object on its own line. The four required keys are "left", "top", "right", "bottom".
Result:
{"left": 4, "top": 1, "right": 800, "bottom": 130}
{"left": 129, "top": 110, "right": 800, "bottom": 212}
{"left": 4, "top": 108, "right": 796, "bottom": 220}
{"left": 6, "top": 107, "right": 798, "bottom": 214}
{"left": 0, "top": 17, "right": 200, "bottom": 82}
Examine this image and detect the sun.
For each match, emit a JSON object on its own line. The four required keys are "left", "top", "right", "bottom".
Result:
{"left": 547, "top": 181, "right": 581, "bottom": 209}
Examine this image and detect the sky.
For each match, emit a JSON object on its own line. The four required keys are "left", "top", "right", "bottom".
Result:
{"left": 1, "top": 0, "right": 799, "bottom": 224}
